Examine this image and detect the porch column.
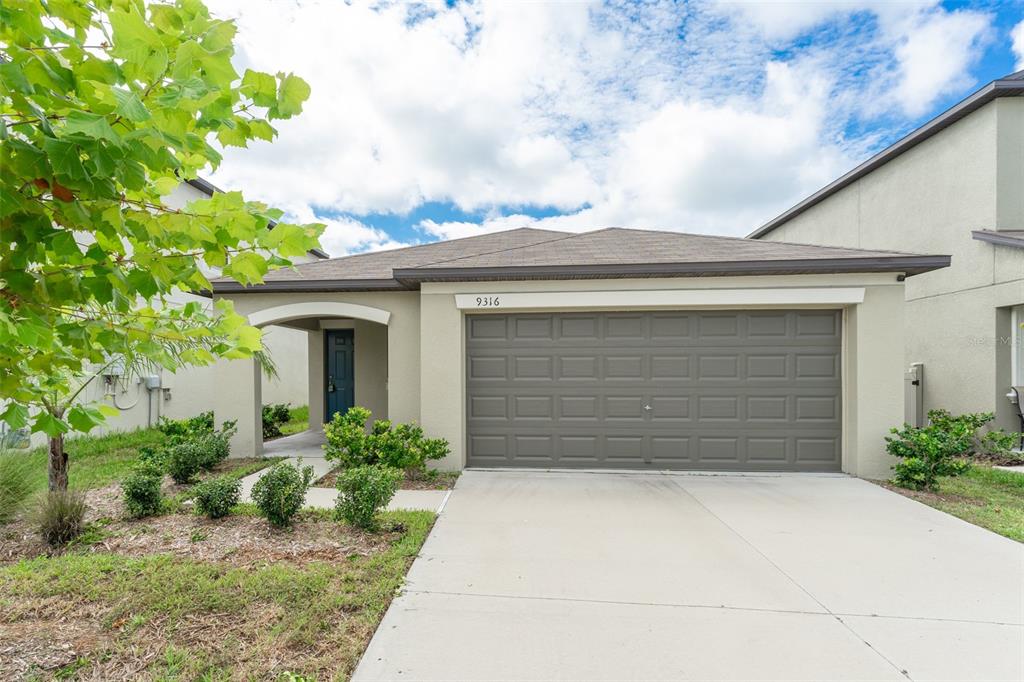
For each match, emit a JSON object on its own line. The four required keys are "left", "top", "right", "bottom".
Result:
{"left": 307, "top": 329, "right": 325, "bottom": 430}
{"left": 218, "top": 357, "right": 262, "bottom": 457}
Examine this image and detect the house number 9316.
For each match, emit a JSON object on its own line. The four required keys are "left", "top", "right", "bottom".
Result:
{"left": 475, "top": 296, "right": 501, "bottom": 307}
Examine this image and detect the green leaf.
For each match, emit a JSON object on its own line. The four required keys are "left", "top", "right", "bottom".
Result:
{"left": 62, "top": 110, "right": 121, "bottom": 145}
{"left": 242, "top": 69, "right": 278, "bottom": 107}
{"left": 67, "top": 405, "right": 104, "bottom": 433}
{"left": 113, "top": 89, "right": 151, "bottom": 122}
{"left": 0, "top": 403, "right": 30, "bottom": 430}
{"left": 33, "top": 412, "right": 70, "bottom": 438}
{"left": 272, "top": 73, "right": 311, "bottom": 119}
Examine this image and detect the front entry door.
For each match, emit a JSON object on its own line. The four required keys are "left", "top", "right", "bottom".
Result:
{"left": 326, "top": 329, "right": 355, "bottom": 421}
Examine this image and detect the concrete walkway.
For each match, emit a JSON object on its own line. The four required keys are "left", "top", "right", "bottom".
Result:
{"left": 354, "top": 470, "right": 1023, "bottom": 681}
{"left": 238, "top": 431, "right": 449, "bottom": 513}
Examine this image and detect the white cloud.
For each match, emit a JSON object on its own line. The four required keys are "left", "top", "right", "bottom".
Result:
{"left": 1012, "top": 19, "right": 1024, "bottom": 70}
{"left": 202, "top": 0, "right": 1000, "bottom": 255}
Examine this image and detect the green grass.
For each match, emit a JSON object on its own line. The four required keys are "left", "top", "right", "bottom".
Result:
{"left": 0, "top": 510, "right": 436, "bottom": 680}
{"left": 13, "top": 428, "right": 166, "bottom": 495}
{"left": 901, "top": 466, "right": 1024, "bottom": 542}
{"left": 279, "top": 405, "right": 309, "bottom": 436}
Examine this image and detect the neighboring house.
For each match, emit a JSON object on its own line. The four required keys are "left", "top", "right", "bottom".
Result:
{"left": 209, "top": 227, "right": 948, "bottom": 479}
{"left": 7, "top": 179, "right": 328, "bottom": 449}
{"left": 750, "top": 69, "right": 1024, "bottom": 435}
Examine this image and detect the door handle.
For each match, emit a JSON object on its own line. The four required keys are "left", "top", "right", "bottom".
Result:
{"left": 643, "top": 404, "right": 652, "bottom": 411}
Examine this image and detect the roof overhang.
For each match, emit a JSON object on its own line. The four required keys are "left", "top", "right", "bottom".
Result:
{"left": 971, "top": 230, "right": 1024, "bottom": 249}
{"left": 206, "top": 253, "right": 950, "bottom": 295}
{"left": 749, "top": 73, "right": 1024, "bottom": 240}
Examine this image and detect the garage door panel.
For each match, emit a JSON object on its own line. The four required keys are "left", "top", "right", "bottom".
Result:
{"left": 467, "top": 311, "right": 841, "bottom": 472}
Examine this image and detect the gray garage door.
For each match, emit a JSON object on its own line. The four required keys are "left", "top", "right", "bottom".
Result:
{"left": 466, "top": 311, "right": 842, "bottom": 472}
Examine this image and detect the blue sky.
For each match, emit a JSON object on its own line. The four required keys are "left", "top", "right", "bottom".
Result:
{"left": 208, "top": 0, "right": 1024, "bottom": 256}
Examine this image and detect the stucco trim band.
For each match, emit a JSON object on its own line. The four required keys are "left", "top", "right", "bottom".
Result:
{"left": 454, "top": 287, "right": 867, "bottom": 310}
{"left": 248, "top": 301, "right": 392, "bottom": 327}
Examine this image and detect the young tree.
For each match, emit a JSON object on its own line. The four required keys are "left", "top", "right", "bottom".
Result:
{"left": 0, "top": 0, "right": 323, "bottom": 490}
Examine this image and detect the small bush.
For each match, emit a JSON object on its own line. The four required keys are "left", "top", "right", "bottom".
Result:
{"left": 335, "top": 464, "right": 402, "bottom": 530}
{"left": 0, "top": 452, "right": 34, "bottom": 523}
{"left": 262, "top": 403, "right": 292, "bottom": 439}
{"left": 121, "top": 463, "right": 164, "bottom": 518}
{"left": 36, "top": 490, "right": 87, "bottom": 546}
{"left": 157, "top": 411, "right": 214, "bottom": 442}
{"left": 192, "top": 476, "right": 241, "bottom": 519}
{"left": 323, "top": 406, "right": 450, "bottom": 474}
{"left": 250, "top": 460, "right": 314, "bottom": 528}
{"left": 138, "top": 445, "right": 169, "bottom": 471}
{"left": 166, "top": 440, "right": 206, "bottom": 484}
{"left": 885, "top": 409, "right": 987, "bottom": 490}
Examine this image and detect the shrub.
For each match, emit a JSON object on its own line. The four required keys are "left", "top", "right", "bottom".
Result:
{"left": 250, "top": 460, "right": 314, "bottom": 528}
{"left": 157, "top": 411, "right": 214, "bottom": 442}
{"left": 36, "top": 490, "right": 87, "bottom": 546}
{"left": 323, "top": 406, "right": 450, "bottom": 474}
{"left": 885, "top": 409, "right": 988, "bottom": 490}
{"left": 335, "top": 464, "right": 402, "bottom": 530}
{"left": 0, "top": 452, "right": 33, "bottom": 523}
{"left": 975, "top": 429, "right": 1024, "bottom": 465}
{"left": 192, "top": 476, "right": 241, "bottom": 519}
{"left": 262, "top": 403, "right": 292, "bottom": 439}
{"left": 166, "top": 440, "right": 205, "bottom": 484}
{"left": 138, "top": 445, "right": 169, "bottom": 471}
{"left": 121, "top": 463, "right": 164, "bottom": 518}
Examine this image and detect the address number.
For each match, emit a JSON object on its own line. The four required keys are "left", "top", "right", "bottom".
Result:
{"left": 475, "top": 296, "right": 501, "bottom": 307}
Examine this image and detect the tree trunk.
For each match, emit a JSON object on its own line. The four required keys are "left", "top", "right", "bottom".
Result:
{"left": 48, "top": 434, "right": 68, "bottom": 492}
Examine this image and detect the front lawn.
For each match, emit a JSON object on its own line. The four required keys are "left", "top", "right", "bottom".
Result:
{"left": 279, "top": 405, "right": 310, "bottom": 437}
{"left": 15, "top": 428, "right": 167, "bottom": 495}
{"left": 0, "top": 503, "right": 434, "bottom": 679}
{"left": 883, "top": 466, "right": 1024, "bottom": 542}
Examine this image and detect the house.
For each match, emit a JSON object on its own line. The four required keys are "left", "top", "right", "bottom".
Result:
{"left": 749, "top": 69, "right": 1024, "bottom": 435}
{"left": 209, "top": 227, "right": 948, "bottom": 479}
{"left": 9, "top": 179, "right": 329, "bottom": 449}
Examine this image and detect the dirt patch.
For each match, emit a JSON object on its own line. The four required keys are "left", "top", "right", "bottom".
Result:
{"left": 316, "top": 468, "right": 459, "bottom": 490}
{"left": 0, "top": 609, "right": 113, "bottom": 680}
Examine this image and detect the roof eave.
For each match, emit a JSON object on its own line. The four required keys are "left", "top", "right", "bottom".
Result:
{"left": 394, "top": 256, "right": 951, "bottom": 283}
{"left": 749, "top": 77, "right": 1023, "bottom": 240}
{"left": 971, "top": 230, "right": 1024, "bottom": 249}
{"left": 208, "top": 278, "right": 414, "bottom": 295}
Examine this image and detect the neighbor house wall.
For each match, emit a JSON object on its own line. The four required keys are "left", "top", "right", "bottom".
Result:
{"left": 760, "top": 98, "right": 1024, "bottom": 431}
{"left": 418, "top": 274, "right": 907, "bottom": 477}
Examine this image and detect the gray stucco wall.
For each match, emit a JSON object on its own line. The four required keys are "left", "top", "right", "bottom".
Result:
{"left": 761, "top": 97, "right": 1024, "bottom": 431}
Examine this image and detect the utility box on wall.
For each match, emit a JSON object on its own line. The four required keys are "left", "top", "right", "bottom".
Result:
{"left": 905, "top": 363, "right": 924, "bottom": 427}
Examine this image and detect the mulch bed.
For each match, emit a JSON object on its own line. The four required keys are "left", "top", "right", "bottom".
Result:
{"left": 315, "top": 468, "right": 459, "bottom": 490}
{"left": 0, "top": 480, "right": 397, "bottom": 567}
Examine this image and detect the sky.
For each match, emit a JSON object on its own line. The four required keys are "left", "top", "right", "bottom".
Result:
{"left": 204, "top": 0, "right": 1024, "bottom": 257}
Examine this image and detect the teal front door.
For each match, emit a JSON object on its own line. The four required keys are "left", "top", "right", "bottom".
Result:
{"left": 325, "top": 329, "right": 355, "bottom": 421}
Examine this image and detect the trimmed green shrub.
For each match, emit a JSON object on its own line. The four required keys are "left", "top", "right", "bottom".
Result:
{"left": 36, "top": 490, "right": 87, "bottom": 546}
{"left": 192, "top": 476, "right": 241, "bottom": 519}
{"left": 121, "top": 463, "right": 164, "bottom": 518}
{"left": 138, "top": 444, "right": 169, "bottom": 471}
{"left": 157, "top": 411, "right": 214, "bottom": 442}
{"left": 885, "top": 409, "right": 988, "bottom": 490}
{"left": 166, "top": 440, "right": 206, "bottom": 484}
{"left": 0, "top": 452, "right": 33, "bottom": 523}
{"left": 250, "top": 460, "right": 314, "bottom": 528}
{"left": 262, "top": 403, "right": 292, "bottom": 439}
{"left": 323, "top": 406, "right": 450, "bottom": 474}
{"left": 335, "top": 464, "right": 402, "bottom": 530}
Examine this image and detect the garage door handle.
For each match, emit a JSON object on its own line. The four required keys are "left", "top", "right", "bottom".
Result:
{"left": 643, "top": 404, "right": 652, "bottom": 411}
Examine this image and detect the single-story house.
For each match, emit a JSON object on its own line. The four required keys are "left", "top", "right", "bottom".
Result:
{"left": 749, "top": 69, "right": 1024, "bottom": 435}
{"left": 210, "top": 227, "right": 948, "bottom": 479}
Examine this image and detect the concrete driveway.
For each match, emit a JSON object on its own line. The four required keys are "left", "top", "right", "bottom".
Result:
{"left": 354, "top": 471, "right": 1024, "bottom": 681}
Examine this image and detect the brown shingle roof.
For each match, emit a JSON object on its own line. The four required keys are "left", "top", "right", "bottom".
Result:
{"left": 211, "top": 226, "right": 950, "bottom": 293}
